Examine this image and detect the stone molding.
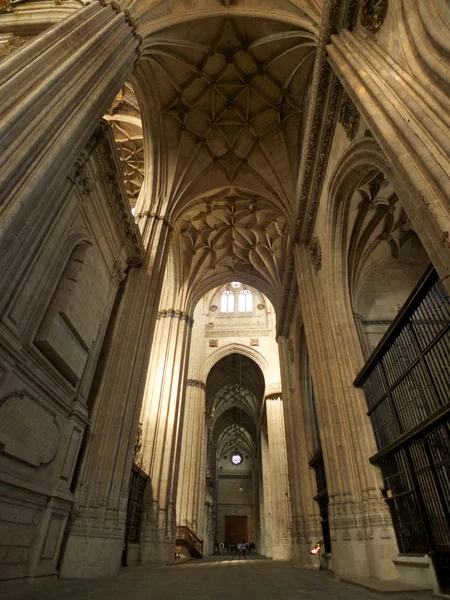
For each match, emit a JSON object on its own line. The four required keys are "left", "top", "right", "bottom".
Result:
{"left": 156, "top": 308, "right": 194, "bottom": 326}
{"left": 205, "top": 328, "right": 270, "bottom": 338}
{"left": 136, "top": 211, "right": 172, "bottom": 230}
{"left": 186, "top": 379, "right": 206, "bottom": 391}
{"left": 265, "top": 382, "right": 282, "bottom": 397}
{"left": 67, "top": 122, "right": 144, "bottom": 267}
{"left": 265, "top": 394, "right": 282, "bottom": 401}
{"left": 98, "top": 0, "right": 142, "bottom": 62}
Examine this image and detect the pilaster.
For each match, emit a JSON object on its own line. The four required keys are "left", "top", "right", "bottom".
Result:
{"left": 278, "top": 336, "right": 322, "bottom": 567}
{"left": 0, "top": 0, "right": 140, "bottom": 315}
{"left": 293, "top": 243, "right": 398, "bottom": 580}
{"left": 266, "top": 393, "right": 292, "bottom": 560}
{"left": 60, "top": 216, "right": 171, "bottom": 578}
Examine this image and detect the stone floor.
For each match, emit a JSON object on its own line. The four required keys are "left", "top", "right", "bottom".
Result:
{"left": 0, "top": 557, "right": 437, "bottom": 600}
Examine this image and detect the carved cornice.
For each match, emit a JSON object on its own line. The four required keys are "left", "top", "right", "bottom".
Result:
{"left": 187, "top": 379, "right": 206, "bottom": 391}
{"left": 157, "top": 308, "right": 194, "bottom": 326}
{"left": 360, "top": 0, "right": 388, "bottom": 34}
{"left": 205, "top": 329, "right": 270, "bottom": 338}
{"left": 278, "top": 0, "right": 357, "bottom": 339}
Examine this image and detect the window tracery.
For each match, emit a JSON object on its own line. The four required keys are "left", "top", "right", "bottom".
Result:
{"left": 220, "top": 283, "right": 254, "bottom": 313}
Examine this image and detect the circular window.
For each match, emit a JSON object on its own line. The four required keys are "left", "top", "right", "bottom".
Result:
{"left": 230, "top": 452, "right": 243, "bottom": 466}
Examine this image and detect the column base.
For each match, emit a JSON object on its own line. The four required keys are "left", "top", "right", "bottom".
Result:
{"left": 291, "top": 542, "right": 321, "bottom": 569}
{"left": 332, "top": 527, "right": 399, "bottom": 580}
{"left": 140, "top": 538, "right": 174, "bottom": 564}
{"left": 59, "top": 534, "right": 123, "bottom": 579}
{"left": 259, "top": 543, "right": 273, "bottom": 558}
{"left": 272, "top": 545, "right": 292, "bottom": 561}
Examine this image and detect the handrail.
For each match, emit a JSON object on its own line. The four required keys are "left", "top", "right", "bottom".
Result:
{"left": 176, "top": 525, "right": 203, "bottom": 557}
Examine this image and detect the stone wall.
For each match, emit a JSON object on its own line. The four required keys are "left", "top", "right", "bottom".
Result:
{"left": 0, "top": 124, "right": 142, "bottom": 581}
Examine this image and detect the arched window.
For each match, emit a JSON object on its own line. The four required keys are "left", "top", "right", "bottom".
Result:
{"left": 221, "top": 288, "right": 235, "bottom": 312}
{"left": 239, "top": 288, "right": 253, "bottom": 312}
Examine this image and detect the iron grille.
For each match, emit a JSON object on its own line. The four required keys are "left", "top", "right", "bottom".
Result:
{"left": 310, "top": 450, "right": 331, "bottom": 553}
{"left": 124, "top": 464, "right": 148, "bottom": 544}
{"left": 354, "top": 267, "right": 450, "bottom": 594}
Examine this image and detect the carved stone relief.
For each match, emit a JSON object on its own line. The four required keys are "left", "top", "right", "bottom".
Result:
{"left": 360, "top": 0, "right": 389, "bottom": 33}
{"left": 0, "top": 393, "right": 60, "bottom": 467}
{"left": 310, "top": 236, "right": 322, "bottom": 271}
{"left": 209, "top": 339, "right": 218, "bottom": 347}
{"left": 338, "top": 91, "right": 360, "bottom": 140}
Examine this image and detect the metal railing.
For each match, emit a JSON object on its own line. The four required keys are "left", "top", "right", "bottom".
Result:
{"left": 354, "top": 266, "right": 450, "bottom": 593}
{"left": 176, "top": 525, "right": 204, "bottom": 558}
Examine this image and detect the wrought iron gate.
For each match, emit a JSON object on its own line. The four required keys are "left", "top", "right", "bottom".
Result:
{"left": 355, "top": 267, "right": 450, "bottom": 593}
{"left": 124, "top": 464, "right": 148, "bottom": 545}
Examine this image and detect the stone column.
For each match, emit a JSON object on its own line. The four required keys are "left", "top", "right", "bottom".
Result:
{"left": 0, "top": 1, "right": 140, "bottom": 314}
{"left": 278, "top": 336, "right": 321, "bottom": 567}
{"left": 266, "top": 394, "right": 292, "bottom": 560}
{"left": 259, "top": 429, "right": 273, "bottom": 558}
{"left": 327, "top": 28, "right": 450, "bottom": 287}
{"left": 139, "top": 302, "right": 194, "bottom": 563}
{"left": 195, "top": 418, "right": 208, "bottom": 544}
{"left": 176, "top": 304, "right": 206, "bottom": 538}
{"left": 294, "top": 243, "right": 398, "bottom": 580}
{"left": 60, "top": 216, "right": 172, "bottom": 578}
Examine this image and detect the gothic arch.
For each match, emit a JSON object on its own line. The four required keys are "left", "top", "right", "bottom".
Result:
{"left": 204, "top": 342, "right": 269, "bottom": 381}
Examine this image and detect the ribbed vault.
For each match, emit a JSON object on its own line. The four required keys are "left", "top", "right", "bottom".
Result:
{"left": 346, "top": 170, "right": 428, "bottom": 312}
{"left": 174, "top": 192, "right": 286, "bottom": 304}
{"left": 137, "top": 16, "right": 316, "bottom": 216}
{"left": 207, "top": 353, "right": 265, "bottom": 457}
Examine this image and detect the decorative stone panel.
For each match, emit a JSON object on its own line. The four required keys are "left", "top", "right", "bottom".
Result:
{"left": 0, "top": 393, "right": 60, "bottom": 467}
{"left": 209, "top": 339, "right": 218, "bottom": 347}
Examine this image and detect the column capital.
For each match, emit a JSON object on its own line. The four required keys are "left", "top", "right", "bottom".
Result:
{"left": 265, "top": 382, "right": 282, "bottom": 397}
{"left": 186, "top": 379, "right": 206, "bottom": 391}
{"left": 156, "top": 308, "right": 194, "bottom": 326}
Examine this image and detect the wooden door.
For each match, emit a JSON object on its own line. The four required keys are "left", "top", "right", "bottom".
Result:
{"left": 225, "top": 515, "right": 248, "bottom": 543}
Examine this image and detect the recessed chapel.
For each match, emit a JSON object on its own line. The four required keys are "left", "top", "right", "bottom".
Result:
{"left": 0, "top": 0, "right": 449, "bottom": 595}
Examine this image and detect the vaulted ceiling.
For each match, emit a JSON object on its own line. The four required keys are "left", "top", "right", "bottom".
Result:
{"left": 109, "top": 11, "right": 318, "bottom": 304}
{"left": 207, "top": 354, "right": 265, "bottom": 456}
{"left": 141, "top": 16, "right": 316, "bottom": 215}
{"left": 174, "top": 193, "right": 286, "bottom": 302}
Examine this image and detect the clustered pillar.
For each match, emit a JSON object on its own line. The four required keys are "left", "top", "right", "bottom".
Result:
{"left": 61, "top": 217, "right": 172, "bottom": 578}
{"left": 278, "top": 336, "right": 322, "bottom": 566}
{"left": 266, "top": 394, "right": 292, "bottom": 560}
{"left": 177, "top": 305, "right": 207, "bottom": 539}
{"left": 139, "top": 304, "right": 194, "bottom": 563}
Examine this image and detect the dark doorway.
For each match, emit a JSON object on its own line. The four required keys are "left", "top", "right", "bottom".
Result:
{"left": 225, "top": 515, "right": 248, "bottom": 543}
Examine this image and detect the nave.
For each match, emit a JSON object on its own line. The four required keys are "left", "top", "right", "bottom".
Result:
{"left": 0, "top": 558, "right": 437, "bottom": 600}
